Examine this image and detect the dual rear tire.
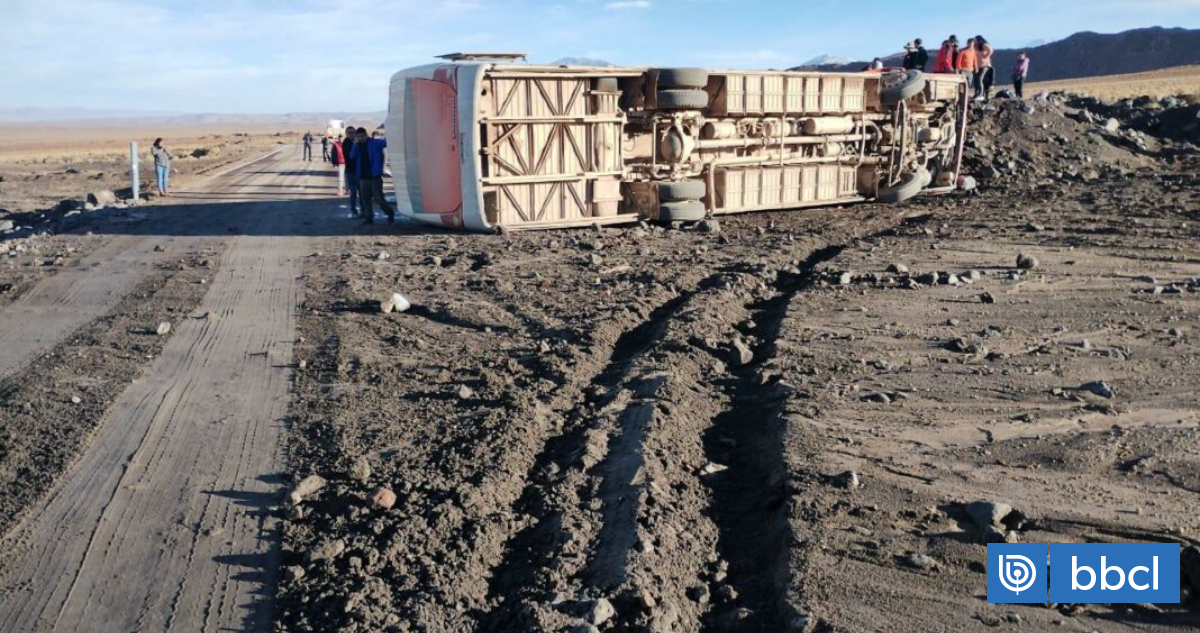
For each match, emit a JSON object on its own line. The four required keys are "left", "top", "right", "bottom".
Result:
{"left": 654, "top": 67, "right": 710, "bottom": 110}
{"left": 657, "top": 178, "right": 707, "bottom": 222}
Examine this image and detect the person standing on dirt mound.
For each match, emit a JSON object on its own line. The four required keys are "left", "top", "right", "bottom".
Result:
{"left": 1011, "top": 52, "right": 1030, "bottom": 99}
{"left": 350, "top": 127, "right": 395, "bottom": 225}
{"left": 913, "top": 38, "right": 929, "bottom": 71}
{"left": 151, "top": 138, "right": 173, "bottom": 197}
{"left": 958, "top": 38, "right": 979, "bottom": 96}
{"left": 302, "top": 132, "right": 313, "bottom": 161}
{"left": 933, "top": 36, "right": 959, "bottom": 73}
{"left": 974, "top": 35, "right": 995, "bottom": 101}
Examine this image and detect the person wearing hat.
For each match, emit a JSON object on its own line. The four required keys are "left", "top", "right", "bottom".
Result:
{"left": 902, "top": 41, "right": 918, "bottom": 70}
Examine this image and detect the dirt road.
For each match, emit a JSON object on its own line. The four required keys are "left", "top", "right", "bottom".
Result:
{"left": 0, "top": 145, "right": 349, "bottom": 632}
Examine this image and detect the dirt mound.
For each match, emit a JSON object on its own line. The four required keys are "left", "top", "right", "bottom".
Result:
{"left": 961, "top": 93, "right": 1198, "bottom": 187}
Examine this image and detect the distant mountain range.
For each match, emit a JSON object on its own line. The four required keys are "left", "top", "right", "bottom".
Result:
{"left": 792, "top": 26, "right": 1200, "bottom": 82}
{"left": 550, "top": 57, "right": 614, "bottom": 67}
{"left": 0, "top": 108, "right": 386, "bottom": 127}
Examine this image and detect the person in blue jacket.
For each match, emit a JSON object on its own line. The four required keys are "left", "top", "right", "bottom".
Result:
{"left": 349, "top": 127, "right": 395, "bottom": 224}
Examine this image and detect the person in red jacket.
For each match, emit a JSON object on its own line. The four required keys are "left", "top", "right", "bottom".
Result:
{"left": 329, "top": 134, "right": 347, "bottom": 196}
{"left": 933, "top": 35, "right": 959, "bottom": 73}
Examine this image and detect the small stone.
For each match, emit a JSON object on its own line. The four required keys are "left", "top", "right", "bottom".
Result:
{"left": 457, "top": 384, "right": 475, "bottom": 400}
{"left": 297, "top": 359, "right": 307, "bottom": 370}
{"left": 347, "top": 456, "right": 372, "bottom": 482}
{"left": 379, "top": 292, "right": 411, "bottom": 313}
{"left": 155, "top": 321, "right": 171, "bottom": 336}
{"left": 287, "top": 474, "right": 327, "bottom": 505}
{"left": 729, "top": 338, "right": 753, "bottom": 366}
{"left": 700, "top": 462, "right": 729, "bottom": 476}
{"left": 901, "top": 552, "right": 939, "bottom": 571}
{"left": 588, "top": 598, "right": 616, "bottom": 625}
{"left": 979, "top": 292, "right": 996, "bottom": 304}
{"left": 964, "top": 500, "right": 1013, "bottom": 528}
{"left": 370, "top": 487, "right": 397, "bottom": 509}
{"left": 838, "top": 271, "right": 853, "bottom": 285}
{"left": 307, "top": 538, "right": 345, "bottom": 561}
{"left": 376, "top": 251, "right": 390, "bottom": 260}
{"left": 1016, "top": 253, "right": 1039, "bottom": 269}
{"left": 716, "top": 584, "right": 739, "bottom": 602}
{"left": 1103, "top": 117, "right": 1120, "bottom": 132}
{"left": 284, "top": 565, "right": 306, "bottom": 581}
{"left": 887, "top": 263, "right": 909, "bottom": 274}
{"left": 861, "top": 392, "right": 892, "bottom": 404}
{"left": 833, "top": 470, "right": 860, "bottom": 490}
{"left": 687, "top": 585, "right": 711, "bottom": 604}
{"left": 1080, "top": 380, "right": 1115, "bottom": 399}
{"left": 153, "top": 244, "right": 166, "bottom": 252}
{"left": 70, "top": 395, "right": 82, "bottom": 404}
{"left": 698, "top": 219, "right": 721, "bottom": 234}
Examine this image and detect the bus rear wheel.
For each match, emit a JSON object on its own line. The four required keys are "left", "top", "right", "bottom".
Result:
{"left": 658, "top": 200, "right": 707, "bottom": 222}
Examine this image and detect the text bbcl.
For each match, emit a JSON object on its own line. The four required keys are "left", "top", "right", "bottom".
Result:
{"left": 1050, "top": 543, "right": 1180, "bottom": 603}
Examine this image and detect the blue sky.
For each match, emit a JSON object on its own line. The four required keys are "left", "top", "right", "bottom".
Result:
{"left": 3, "top": 0, "right": 1199, "bottom": 113}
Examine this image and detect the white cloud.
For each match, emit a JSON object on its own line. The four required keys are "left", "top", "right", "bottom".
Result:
{"left": 605, "top": 0, "right": 650, "bottom": 9}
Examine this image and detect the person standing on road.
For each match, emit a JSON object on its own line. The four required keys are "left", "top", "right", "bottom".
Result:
{"left": 974, "top": 35, "right": 995, "bottom": 101}
{"left": 321, "top": 135, "right": 329, "bottom": 161}
{"left": 329, "top": 133, "right": 347, "bottom": 196}
{"left": 958, "top": 38, "right": 979, "bottom": 96}
{"left": 1011, "top": 52, "right": 1030, "bottom": 99}
{"left": 342, "top": 130, "right": 360, "bottom": 216}
{"left": 350, "top": 127, "right": 396, "bottom": 225}
{"left": 914, "top": 38, "right": 929, "bottom": 71}
{"left": 151, "top": 138, "right": 173, "bottom": 197}
{"left": 302, "top": 132, "right": 313, "bottom": 161}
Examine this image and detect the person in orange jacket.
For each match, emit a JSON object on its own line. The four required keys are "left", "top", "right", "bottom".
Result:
{"left": 958, "top": 38, "right": 979, "bottom": 96}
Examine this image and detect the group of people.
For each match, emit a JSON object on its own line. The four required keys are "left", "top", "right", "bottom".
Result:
{"left": 931, "top": 35, "right": 1031, "bottom": 100}
{"left": 861, "top": 36, "right": 1031, "bottom": 102}
{"left": 321, "top": 127, "right": 396, "bottom": 225}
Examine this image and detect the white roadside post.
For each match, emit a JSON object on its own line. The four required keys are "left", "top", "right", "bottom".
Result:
{"left": 129, "top": 141, "right": 139, "bottom": 203}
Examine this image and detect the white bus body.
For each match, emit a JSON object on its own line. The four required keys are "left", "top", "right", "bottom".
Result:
{"left": 385, "top": 57, "right": 967, "bottom": 232}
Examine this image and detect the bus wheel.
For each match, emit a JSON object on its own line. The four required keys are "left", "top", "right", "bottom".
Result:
{"left": 657, "top": 179, "right": 706, "bottom": 202}
{"left": 877, "top": 169, "right": 928, "bottom": 204}
{"left": 657, "top": 89, "right": 709, "bottom": 110}
{"left": 655, "top": 68, "right": 709, "bottom": 89}
{"left": 658, "top": 200, "right": 707, "bottom": 222}
{"left": 881, "top": 70, "right": 926, "bottom": 106}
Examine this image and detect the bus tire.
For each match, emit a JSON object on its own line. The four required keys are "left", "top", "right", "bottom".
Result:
{"left": 657, "top": 89, "right": 709, "bottom": 110}
{"left": 658, "top": 200, "right": 707, "bottom": 222}
{"left": 881, "top": 70, "right": 926, "bottom": 106}
{"left": 655, "top": 68, "right": 709, "bottom": 89}
{"left": 657, "top": 180, "right": 706, "bottom": 201}
{"left": 877, "top": 170, "right": 927, "bottom": 204}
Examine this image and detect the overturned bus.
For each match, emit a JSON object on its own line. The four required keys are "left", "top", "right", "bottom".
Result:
{"left": 385, "top": 53, "right": 968, "bottom": 232}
